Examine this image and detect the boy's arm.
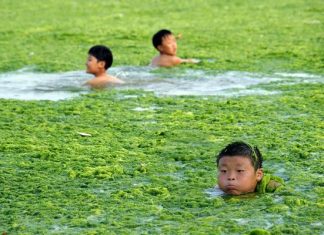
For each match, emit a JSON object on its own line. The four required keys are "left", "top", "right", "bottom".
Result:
{"left": 152, "top": 56, "right": 199, "bottom": 67}
{"left": 84, "top": 80, "right": 92, "bottom": 86}
{"left": 180, "top": 58, "right": 200, "bottom": 64}
{"left": 168, "top": 57, "right": 200, "bottom": 66}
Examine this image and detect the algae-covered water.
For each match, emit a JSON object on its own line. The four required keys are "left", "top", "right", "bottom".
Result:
{"left": 0, "top": 0, "right": 323, "bottom": 234}
{"left": 0, "top": 76, "right": 323, "bottom": 234}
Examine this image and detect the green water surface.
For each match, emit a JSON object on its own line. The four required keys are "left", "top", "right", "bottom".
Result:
{"left": 0, "top": 0, "right": 323, "bottom": 234}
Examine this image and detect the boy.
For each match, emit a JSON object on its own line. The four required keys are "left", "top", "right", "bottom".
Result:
{"left": 216, "top": 141, "right": 283, "bottom": 195}
{"left": 85, "top": 45, "right": 124, "bottom": 89}
{"left": 151, "top": 29, "right": 199, "bottom": 67}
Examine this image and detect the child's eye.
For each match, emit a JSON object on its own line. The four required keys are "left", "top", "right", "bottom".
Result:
{"left": 221, "top": 170, "right": 227, "bottom": 173}
{"left": 237, "top": 170, "right": 244, "bottom": 173}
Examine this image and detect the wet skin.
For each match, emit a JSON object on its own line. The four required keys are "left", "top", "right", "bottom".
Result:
{"left": 86, "top": 55, "right": 104, "bottom": 75}
{"left": 157, "top": 35, "right": 177, "bottom": 56}
{"left": 218, "top": 156, "right": 263, "bottom": 195}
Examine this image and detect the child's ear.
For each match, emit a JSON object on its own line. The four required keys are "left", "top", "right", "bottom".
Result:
{"left": 98, "top": 61, "right": 105, "bottom": 69}
{"left": 256, "top": 168, "right": 263, "bottom": 182}
{"left": 157, "top": 45, "right": 163, "bottom": 52}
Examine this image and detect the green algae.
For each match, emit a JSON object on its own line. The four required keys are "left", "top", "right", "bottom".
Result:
{"left": 0, "top": 83, "right": 323, "bottom": 234}
{"left": 249, "top": 229, "right": 271, "bottom": 235}
{"left": 0, "top": 0, "right": 324, "bottom": 234}
{"left": 256, "top": 174, "right": 284, "bottom": 193}
{"left": 0, "top": 0, "right": 323, "bottom": 73}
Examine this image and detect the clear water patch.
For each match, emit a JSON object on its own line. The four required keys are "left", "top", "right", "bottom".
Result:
{"left": 0, "top": 66, "right": 322, "bottom": 101}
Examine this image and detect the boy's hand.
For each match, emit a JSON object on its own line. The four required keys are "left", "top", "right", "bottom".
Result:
{"left": 189, "top": 58, "right": 200, "bottom": 64}
{"left": 180, "top": 58, "right": 200, "bottom": 64}
{"left": 176, "top": 33, "right": 182, "bottom": 40}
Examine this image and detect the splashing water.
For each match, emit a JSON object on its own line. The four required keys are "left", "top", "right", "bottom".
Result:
{"left": 0, "top": 67, "right": 89, "bottom": 101}
{"left": 0, "top": 66, "right": 322, "bottom": 101}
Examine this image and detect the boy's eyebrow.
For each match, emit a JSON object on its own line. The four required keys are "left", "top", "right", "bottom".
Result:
{"left": 163, "top": 35, "right": 175, "bottom": 40}
{"left": 218, "top": 163, "right": 229, "bottom": 167}
{"left": 218, "top": 162, "right": 248, "bottom": 167}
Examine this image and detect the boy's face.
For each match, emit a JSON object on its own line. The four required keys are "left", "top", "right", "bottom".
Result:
{"left": 86, "top": 55, "right": 105, "bottom": 74}
{"left": 157, "top": 34, "right": 177, "bottom": 56}
{"left": 217, "top": 156, "right": 263, "bottom": 195}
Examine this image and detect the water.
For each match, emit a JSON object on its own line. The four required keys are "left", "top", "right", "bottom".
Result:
{"left": 0, "top": 67, "right": 89, "bottom": 101}
{"left": 205, "top": 187, "right": 226, "bottom": 197}
{"left": 0, "top": 66, "right": 322, "bottom": 101}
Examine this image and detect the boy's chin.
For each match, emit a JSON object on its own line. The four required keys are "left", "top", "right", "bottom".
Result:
{"left": 163, "top": 52, "right": 176, "bottom": 56}
{"left": 225, "top": 190, "right": 242, "bottom": 195}
{"left": 225, "top": 189, "right": 256, "bottom": 196}
{"left": 221, "top": 186, "right": 245, "bottom": 195}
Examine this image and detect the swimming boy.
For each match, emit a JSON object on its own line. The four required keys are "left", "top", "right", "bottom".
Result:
{"left": 216, "top": 141, "right": 283, "bottom": 195}
{"left": 151, "top": 29, "right": 199, "bottom": 67}
{"left": 85, "top": 45, "right": 124, "bottom": 89}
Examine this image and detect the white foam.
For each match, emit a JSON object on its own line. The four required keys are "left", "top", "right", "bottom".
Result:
{"left": 205, "top": 187, "right": 226, "bottom": 197}
{"left": 0, "top": 66, "right": 322, "bottom": 101}
{"left": 274, "top": 72, "right": 322, "bottom": 79}
{"left": 0, "top": 68, "right": 89, "bottom": 101}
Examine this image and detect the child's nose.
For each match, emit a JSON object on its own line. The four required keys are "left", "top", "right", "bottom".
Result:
{"left": 227, "top": 173, "right": 236, "bottom": 180}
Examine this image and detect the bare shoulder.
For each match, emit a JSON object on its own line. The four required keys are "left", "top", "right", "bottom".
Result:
{"left": 85, "top": 75, "right": 124, "bottom": 89}
{"left": 170, "top": 56, "right": 182, "bottom": 65}
{"left": 151, "top": 55, "right": 161, "bottom": 66}
{"left": 152, "top": 55, "right": 182, "bottom": 67}
{"left": 84, "top": 79, "right": 95, "bottom": 86}
{"left": 109, "top": 75, "right": 125, "bottom": 84}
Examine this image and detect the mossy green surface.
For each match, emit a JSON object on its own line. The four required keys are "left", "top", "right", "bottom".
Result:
{"left": 0, "top": 84, "right": 323, "bottom": 234}
{"left": 0, "top": 0, "right": 323, "bottom": 73}
{"left": 0, "top": 0, "right": 323, "bottom": 234}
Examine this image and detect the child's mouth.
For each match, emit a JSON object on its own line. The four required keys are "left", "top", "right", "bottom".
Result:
{"left": 226, "top": 185, "right": 237, "bottom": 190}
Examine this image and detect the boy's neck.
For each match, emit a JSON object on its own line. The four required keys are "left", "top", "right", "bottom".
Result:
{"left": 159, "top": 52, "right": 176, "bottom": 57}
{"left": 93, "top": 70, "right": 108, "bottom": 78}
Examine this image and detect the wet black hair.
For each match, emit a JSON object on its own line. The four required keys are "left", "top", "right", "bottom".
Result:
{"left": 88, "top": 45, "right": 113, "bottom": 70}
{"left": 216, "top": 141, "right": 263, "bottom": 170}
{"left": 152, "top": 29, "right": 173, "bottom": 49}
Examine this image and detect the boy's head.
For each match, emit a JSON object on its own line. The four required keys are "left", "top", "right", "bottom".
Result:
{"left": 152, "top": 29, "right": 177, "bottom": 56}
{"left": 216, "top": 141, "right": 263, "bottom": 195}
{"left": 86, "top": 45, "right": 113, "bottom": 74}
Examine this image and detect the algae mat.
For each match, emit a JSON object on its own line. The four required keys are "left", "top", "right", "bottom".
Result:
{"left": 0, "top": 0, "right": 323, "bottom": 73}
{"left": 0, "top": 0, "right": 323, "bottom": 234}
{"left": 0, "top": 84, "right": 323, "bottom": 234}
